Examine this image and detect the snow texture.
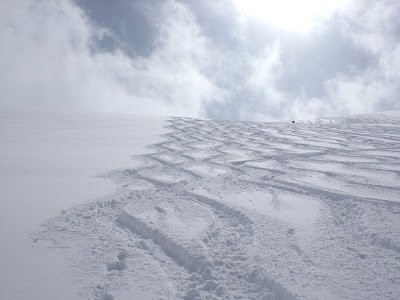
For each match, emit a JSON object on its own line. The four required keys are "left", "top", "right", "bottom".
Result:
{"left": 7, "top": 110, "right": 400, "bottom": 299}
{"left": 0, "top": 110, "right": 167, "bottom": 300}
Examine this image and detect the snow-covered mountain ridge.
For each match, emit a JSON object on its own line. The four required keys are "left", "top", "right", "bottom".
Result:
{"left": 3, "top": 110, "right": 400, "bottom": 299}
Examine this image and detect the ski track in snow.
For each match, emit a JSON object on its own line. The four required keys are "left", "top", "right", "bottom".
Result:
{"left": 36, "top": 112, "right": 400, "bottom": 299}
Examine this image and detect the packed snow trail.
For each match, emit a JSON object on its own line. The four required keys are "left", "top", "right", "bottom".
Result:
{"left": 37, "top": 111, "right": 400, "bottom": 299}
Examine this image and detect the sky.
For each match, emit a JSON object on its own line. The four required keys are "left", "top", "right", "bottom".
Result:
{"left": 1, "top": 0, "right": 399, "bottom": 121}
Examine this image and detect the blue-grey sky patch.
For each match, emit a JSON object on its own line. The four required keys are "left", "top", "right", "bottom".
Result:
{"left": 76, "top": 0, "right": 156, "bottom": 56}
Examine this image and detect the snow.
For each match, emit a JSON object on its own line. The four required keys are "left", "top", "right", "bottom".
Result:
{"left": 0, "top": 110, "right": 167, "bottom": 299}
{"left": 2, "top": 110, "right": 400, "bottom": 299}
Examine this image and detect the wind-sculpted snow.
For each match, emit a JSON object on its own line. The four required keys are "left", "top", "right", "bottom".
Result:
{"left": 36, "top": 112, "right": 400, "bottom": 299}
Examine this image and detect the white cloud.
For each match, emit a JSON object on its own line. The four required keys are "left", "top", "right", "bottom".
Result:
{"left": 0, "top": 0, "right": 225, "bottom": 117}
{"left": 319, "top": 0, "right": 400, "bottom": 115}
{"left": 269, "top": 0, "right": 400, "bottom": 120}
{"left": 1, "top": 0, "right": 398, "bottom": 121}
{"left": 243, "top": 43, "right": 287, "bottom": 120}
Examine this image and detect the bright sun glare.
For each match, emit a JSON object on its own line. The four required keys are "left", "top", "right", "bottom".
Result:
{"left": 235, "top": 0, "right": 350, "bottom": 33}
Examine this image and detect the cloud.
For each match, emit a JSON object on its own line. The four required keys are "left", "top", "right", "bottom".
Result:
{"left": 188, "top": 0, "right": 400, "bottom": 121}
{"left": 1, "top": 0, "right": 399, "bottom": 121}
{"left": 321, "top": 0, "right": 400, "bottom": 114}
{"left": 0, "top": 0, "right": 225, "bottom": 117}
{"left": 204, "top": 42, "right": 285, "bottom": 121}
{"left": 229, "top": 0, "right": 400, "bottom": 120}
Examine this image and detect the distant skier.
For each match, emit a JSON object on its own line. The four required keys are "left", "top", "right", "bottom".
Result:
{"left": 292, "top": 120, "right": 295, "bottom": 123}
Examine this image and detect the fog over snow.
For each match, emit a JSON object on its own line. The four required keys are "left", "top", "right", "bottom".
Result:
{"left": 0, "top": 111, "right": 167, "bottom": 299}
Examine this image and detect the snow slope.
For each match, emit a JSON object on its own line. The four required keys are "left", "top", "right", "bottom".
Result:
{"left": 3, "top": 110, "right": 400, "bottom": 299}
{"left": 0, "top": 110, "right": 167, "bottom": 300}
